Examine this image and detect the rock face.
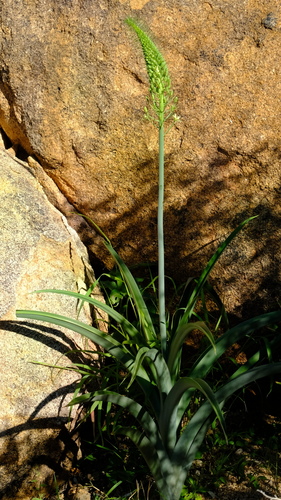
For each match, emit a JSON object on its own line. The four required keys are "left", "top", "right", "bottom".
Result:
{"left": 1, "top": 0, "right": 281, "bottom": 316}
{"left": 0, "top": 148, "right": 101, "bottom": 499}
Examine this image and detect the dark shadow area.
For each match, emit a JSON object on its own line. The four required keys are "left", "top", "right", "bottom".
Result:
{"left": 0, "top": 320, "right": 92, "bottom": 365}
{"left": 73, "top": 143, "right": 281, "bottom": 326}
{"left": 0, "top": 417, "right": 80, "bottom": 499}
{"left": 0, "top": 386, "right": 75, "bottom": 440}
{"left": 206, "top": 489, "right": 266, "bottom": 499}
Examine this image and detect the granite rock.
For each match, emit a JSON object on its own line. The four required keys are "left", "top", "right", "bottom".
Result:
{"left": 0, "top": 148, "right": 101, "bottom": 499}
{"left": 1, "top": 0, "right": 281, "bottom": 316}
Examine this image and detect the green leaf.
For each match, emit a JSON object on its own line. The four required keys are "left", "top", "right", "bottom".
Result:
{"left": 177, "top": 216, "right": 257, "bottom": 327}
{"left": 159, "top": 377, "right": 226, "bottom": 452}
{"left": 189, "top": 310, "right": 281, "bottom": 379}
{"left": 174, "top": 310, "right": 281, "bottom": 429}
{"left": 174, "top": 362, "right": 281, "bottom": 474}
{"left": 117, "top": 426, "right": 169, "bottom": 494}
{"left": 168, "top": 322, "right": 216, "bottom": 380}
{"left": 16, "top": 309, "right": 153, "bottom": 395}
{"left": 125, "top": 346, "right": 172, "bottom": 416}
{"left": 22, "top": 288, "right": 144, "bottom": 345}
{"left": 81, "top": 391, "right": 161, "bottom": 448}
{"left": 106, "top": 481, "right": 123, "bottom": 497}
{"left": 104, "top": 241, "right": 156, "bottom": 344}
{"left": 132, "top": 348, "right": 172, "bottom": 413}
{"left": 127, "top": 346, "right": 151, "bottom": 388}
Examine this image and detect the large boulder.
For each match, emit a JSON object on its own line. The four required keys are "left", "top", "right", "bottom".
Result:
{"left": 1, "top": 0, "right": 281, "bottom": 315}
{"left": 0, "top": 147, "right": 101, "bottom": 499}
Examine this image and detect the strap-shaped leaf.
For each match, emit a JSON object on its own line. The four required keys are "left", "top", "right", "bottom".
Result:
{"left": 174, "top": 362, "right": 281, "bottom": 472}
{"left": 89, "top": 391, "right": 185, "bottom": 500}
{"left": 67, "top": 214, "right": 156, "bottom": 344}
{"left": 118, "top": 347, "right": 172, "bottom": 418}
{"left": 168, "top": 322, "right": 216, "bottom": 380}
{"left": 16, "top": 310, "right": 153, "bottom": 394}
{"left": 177, "top": 216, "right": 257, "bottom": 327}
{"left": 230, "top": 333, "right": 281, "bottom": 379}
{"left": 159, "top": 377, "right": 226, "bottom": 452}
{"left": 84, "top": 391, "right": 161, "bottom": 447}
{"left": 175, "top": 310, "right": 281, "bottom": 428}
{"left": 104, "top": 240, "right": 157, "bottom": 344}
{"left": 131, "top": 348, "right": 172, "bottom": 412}
{"left": 25, "top": 288, "right": 143, "bottom": 344}
{"left": 127, "top": 346, "right": 151, "bottom": 388}
{"left": 189, "top": 310, "right": 281, "bottom": 379}
{"left": 118, "top": 426, "right": 170, "bottom": 493}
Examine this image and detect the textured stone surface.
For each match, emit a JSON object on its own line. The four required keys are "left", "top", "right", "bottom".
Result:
{"left": 1, "top": 0, "right": 281, "bottom": 315}
{"left": 0, "top": 148, "right": 101, "bottom": 499}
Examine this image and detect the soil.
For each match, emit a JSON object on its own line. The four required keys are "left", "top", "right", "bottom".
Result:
{"left": 192, "top": 412, "right": 281, "bottom": 500}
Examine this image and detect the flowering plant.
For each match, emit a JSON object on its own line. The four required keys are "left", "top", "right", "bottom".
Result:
{"left": 17, "top": 19, "right": 281, "bottom": 500}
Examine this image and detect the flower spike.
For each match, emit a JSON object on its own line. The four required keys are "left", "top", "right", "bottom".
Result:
{"left": 125, "top": 17, "right": 177, "bottom": 128}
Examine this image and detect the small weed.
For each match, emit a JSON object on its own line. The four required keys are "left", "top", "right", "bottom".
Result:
{"left": 30, "top": 473, "right": 60, "bottom": 500}
{"left": 30, "top": 477, "right": 46, "bottom": 500}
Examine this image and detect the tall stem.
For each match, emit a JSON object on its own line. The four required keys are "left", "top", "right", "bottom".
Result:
{"left": 158, "top": 121, "right": 166, "bottom": 357}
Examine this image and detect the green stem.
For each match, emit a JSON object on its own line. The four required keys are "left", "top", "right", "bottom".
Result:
{"left": 158, "top": 120, "right": 166, "bottom": 357}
